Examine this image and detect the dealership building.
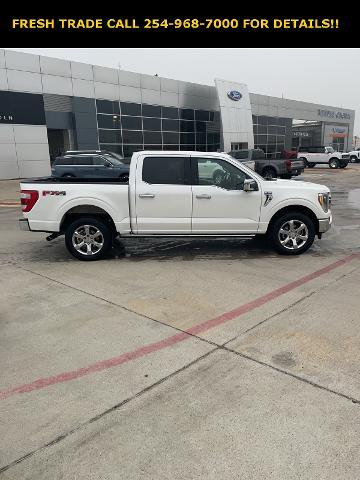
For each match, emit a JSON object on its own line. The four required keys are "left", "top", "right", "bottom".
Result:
{"left": 0, "top": 49, "right": 355, "bottom": 179}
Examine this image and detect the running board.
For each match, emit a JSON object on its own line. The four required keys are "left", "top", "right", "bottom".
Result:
{"left": 120, "top": 234, "right": 256, "bottom": 239}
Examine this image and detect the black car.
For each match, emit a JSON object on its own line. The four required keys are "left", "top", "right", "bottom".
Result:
{"left": 52, "top": 153, "right": 129, "bottom": 180}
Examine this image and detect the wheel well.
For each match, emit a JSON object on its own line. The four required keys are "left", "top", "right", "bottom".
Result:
{"left": 267, "top": 206, "right": 319, "bottom": 233}
{"left": 60, "top": 205, "right": 117, "bottom": 235}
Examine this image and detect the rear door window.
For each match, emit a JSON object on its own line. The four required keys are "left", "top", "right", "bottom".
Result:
{"left": 73, "top": 156, "right": 94, "bottom": 166}
{"left": 142, "top": 156, "right": 189, "bottom": 184}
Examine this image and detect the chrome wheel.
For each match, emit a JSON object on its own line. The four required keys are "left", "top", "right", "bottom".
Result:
{"left": 278, "top": 219, "right": 309, "bottom": 250}
{"left": 71, "top": 224, "right": 104, "bottom": 256}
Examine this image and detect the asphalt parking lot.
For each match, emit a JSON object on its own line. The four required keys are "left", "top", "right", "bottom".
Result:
{"left": 0, "top": 165, "right": 360, "bottom": 479}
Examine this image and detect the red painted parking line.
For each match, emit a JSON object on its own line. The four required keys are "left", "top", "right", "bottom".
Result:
{"left": 0, "top": 253, "right": 358, "bottom": 401}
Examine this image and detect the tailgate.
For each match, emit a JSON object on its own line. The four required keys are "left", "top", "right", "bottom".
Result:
{"left": 291, "top": 160, "right": 305, "bottom": 169}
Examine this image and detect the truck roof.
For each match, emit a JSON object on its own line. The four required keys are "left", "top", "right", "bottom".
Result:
{"left": 133, "top": 150, "right": 224, "bottom": 157}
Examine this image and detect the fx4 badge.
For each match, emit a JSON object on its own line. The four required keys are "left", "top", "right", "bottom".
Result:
{"left": 42, "top": 191, "right": 66, "bottom": 196}
{"left": 264, "top": 191, "right": 273, "bottom": 206}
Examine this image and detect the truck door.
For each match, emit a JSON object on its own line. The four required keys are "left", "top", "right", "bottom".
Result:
{"left": 134, "top": 154, "right": 192, "bottom": 234}
{"left": 191, "top": 156, "right": 262, "bottom": 233}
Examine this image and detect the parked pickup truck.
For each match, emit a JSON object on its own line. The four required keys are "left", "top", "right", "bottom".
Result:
{"left": 297, "top": 146, "right": 349, "bottom": 169}
{"left": 19, "top": 151, "right": 332, "bottom": 260}
{"left": 347, "top": 149, "right": 360, "bottom": 163}
{"left": 228, "top": 148, "right": 304, "bottom": 179}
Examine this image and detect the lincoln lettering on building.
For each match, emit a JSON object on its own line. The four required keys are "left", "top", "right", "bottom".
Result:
{"left": 0, "top": 115, "right": 14, "bottom": 122}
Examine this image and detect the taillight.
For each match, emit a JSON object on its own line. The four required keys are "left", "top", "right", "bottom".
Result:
{"left": 286, "top": 160, "right": 292, "bottom": 171}
{"left": 21, "top": 190, "right": 39, "bottom": 212}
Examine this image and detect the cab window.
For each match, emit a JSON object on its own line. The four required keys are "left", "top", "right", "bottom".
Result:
{"left": 195, "top": 158, "right": 249, "bottom": 190}
{"left": 142, "top": 156, "right": 189, "bottom": 184}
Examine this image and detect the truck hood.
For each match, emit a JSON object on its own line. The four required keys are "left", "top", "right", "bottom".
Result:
{"left": 265, "top": 178, "right": 330, "bottom": 193}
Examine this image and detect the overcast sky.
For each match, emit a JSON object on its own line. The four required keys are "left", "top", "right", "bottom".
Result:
{"left": 7, "top": 48, "right": 360, "bottom": 136}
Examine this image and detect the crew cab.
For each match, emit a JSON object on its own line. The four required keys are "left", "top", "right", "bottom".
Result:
{"left": 297, "top": 146, "right": 349, "bottom": 169}
{"left": 347, "top": 149, "right": 360, "bottom": 163}
{"left": 19, "top": 151, "right": 332, "bottom": 260}
{"left": 228, "top": 149, "right": 304, "bottom": 179}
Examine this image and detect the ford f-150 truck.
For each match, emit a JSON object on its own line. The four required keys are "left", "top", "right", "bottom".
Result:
{"left": 19, "top": 151, "right": 332, "bottom": 260}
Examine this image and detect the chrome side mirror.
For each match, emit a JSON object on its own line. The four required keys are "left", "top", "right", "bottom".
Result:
{"left": 243, "top": 179, "right": 258, "bottom": 191}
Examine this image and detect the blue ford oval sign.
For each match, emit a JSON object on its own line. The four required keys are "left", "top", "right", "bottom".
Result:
{"left": 227, "top": 90, "right": 242, "bottom": 101}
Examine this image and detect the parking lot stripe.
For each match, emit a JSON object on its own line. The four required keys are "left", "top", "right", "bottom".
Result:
{"left": 0, "top": 253, "right": 358, "bottom": 401}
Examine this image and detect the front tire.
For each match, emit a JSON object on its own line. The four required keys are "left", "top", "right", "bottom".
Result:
{"left": 270, "top": 212, "right": 315, "bottom": 255}
{"left": 329, "top": 158, "right": 339, "bottom": 169}
{"left": 65, "top": 217, "right": 113, "bottom": 261}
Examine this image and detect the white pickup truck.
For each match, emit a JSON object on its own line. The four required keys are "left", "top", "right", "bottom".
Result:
{"left": 19, "top": 151, "right": 332, "bottom": 260}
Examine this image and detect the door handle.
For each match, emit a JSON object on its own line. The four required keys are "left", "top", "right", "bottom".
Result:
{"left": 139, "top": 193, "right": 155, "bottom": 198}
{"left": 196, "top": 194, "right": 211, "bottom": 199}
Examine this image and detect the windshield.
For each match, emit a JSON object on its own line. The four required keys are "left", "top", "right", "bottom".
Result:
{"left": 326, "top": 147, "right": 335, "bottom": 153}
{"left": 103, "top": 154, "right": 124, "bottom": 165}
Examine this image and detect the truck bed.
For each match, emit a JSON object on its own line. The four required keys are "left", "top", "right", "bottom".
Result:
{"left": 21, "top": 176, "right": 129, "bottom": 184}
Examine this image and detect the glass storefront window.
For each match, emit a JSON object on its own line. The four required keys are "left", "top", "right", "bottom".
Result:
{"left": 143, "top": 117, "right": 161, "bottom": 131}
{"left": 144, "top": 131, "right": 162, "bottom": 144}
{"left": 122, "top": 130, "right": 143, "bottom": 144}
{"left": 163, "top": 132, "right": 179, "bottom": 144}
{"left": 121, "top": 116, "right": 142, "bottom": 130}
{"left": 180, "top": 120, "right": 195, "bottom": 132}
{"left": 162, "top": 119, "right": 179, "bottom": 131}
{"left": 180, "top": 109, "right": 194, "bottom": 120}
{"left": 98, "top": 130, "right": 122, "bottom": 144}
{"left": 96, "top": 100, "right": 120, "bottom": 115}
{"left": 97, "top": 114, "right": 120, "bottom": 129}
{"left": 180, "top": 132, "right": 195, "bottom": 144}
{"left": 161, "top": 106, "right": 179, "bottom": 119}
{"left": 96, "top": 101, "right": 221, "bottom": 155}
{"left": 195, "top": 110, "right": 209, "bottom": 121}
{"left": 142, "top": 104, "right": 161, "bottom": 118}
{"left": 121, "top": 102, "right": 142, "bottom": 116}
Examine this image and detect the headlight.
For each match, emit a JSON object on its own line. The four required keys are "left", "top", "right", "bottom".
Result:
{"left": 318, "top": 192, "right": 331, "bottom": 212}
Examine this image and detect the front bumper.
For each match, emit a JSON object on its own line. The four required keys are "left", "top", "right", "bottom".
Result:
{"left": 318, "top": 214, "right": 332, "bottom": 233}
{"left": 19, "top": 218, "right": 30, "bottom": 231}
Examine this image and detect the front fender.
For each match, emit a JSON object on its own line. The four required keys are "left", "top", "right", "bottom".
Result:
{"left": 262, "top": 197, "right": 323, "bottom": 224}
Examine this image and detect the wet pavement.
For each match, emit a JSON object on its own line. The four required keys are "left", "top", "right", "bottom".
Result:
{"left": 0, "top": 165, "right": 360, "bottom": 479}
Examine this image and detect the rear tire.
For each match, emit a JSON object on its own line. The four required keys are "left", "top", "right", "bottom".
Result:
{"left": 329, "top": 158, "right": 339, "bottom": 169}
{"left": 350, "top": 156, "right": 358, "bottom": 163}
{"left": 65, "top": 217, "right": 113, "bottom": 261}
{"left": 270, "top": 212, "right": 315, "bottom": 255}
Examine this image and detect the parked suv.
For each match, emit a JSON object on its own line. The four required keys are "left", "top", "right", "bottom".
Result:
{"left": 52, "top": 153, "right": 129, "bottom": 179}
{"left": 298, "top": 146, "right": 349, "bottom": 169}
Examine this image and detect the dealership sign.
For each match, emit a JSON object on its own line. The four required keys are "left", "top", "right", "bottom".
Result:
{"left": 318, "top": 109, "right": 351, "bottom": 120}
{"left": 293, "top": 131, "right": 310, "bottom": 137}
{"left": 227, "top": 90, "right": 242, "bottom": 101}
